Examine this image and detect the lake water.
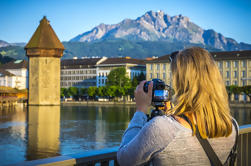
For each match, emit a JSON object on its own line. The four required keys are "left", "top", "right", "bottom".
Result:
{"left": 0, "top": 104, "right": 250, "bottom": 165}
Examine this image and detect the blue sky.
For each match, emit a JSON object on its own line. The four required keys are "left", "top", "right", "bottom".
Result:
{"left": 0, "top": 0, "right": 251, "bottom": 44}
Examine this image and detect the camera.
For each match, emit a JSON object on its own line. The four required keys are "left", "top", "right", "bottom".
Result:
{"left": 143, "top": 79, "right": 172, "bottom": 121}
{"left": 143, "top": 79, "right": 170, "bottom": 103}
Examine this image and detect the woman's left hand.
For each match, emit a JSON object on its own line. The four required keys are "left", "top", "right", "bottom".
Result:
{"left": 134, "top": 80, "right": 153, "bottom": 114}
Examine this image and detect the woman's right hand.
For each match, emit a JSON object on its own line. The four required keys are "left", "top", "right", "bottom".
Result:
{"left": 134, "top": 80, "right": 153, "bottom": 114}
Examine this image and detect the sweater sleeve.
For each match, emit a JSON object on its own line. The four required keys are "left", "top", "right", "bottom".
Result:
{"left": 117, "top": 112, "right": 176, "bottom": 166}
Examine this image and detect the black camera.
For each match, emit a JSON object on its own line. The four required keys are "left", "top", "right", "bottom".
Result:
{"left": 143, "top": 79, "right": 172, "bottom": 121}
{"left": 143, "top": 79, "right": 169, "bottom": 103}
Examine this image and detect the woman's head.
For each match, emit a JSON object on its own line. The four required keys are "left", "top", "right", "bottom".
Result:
{"left": 169, "top": 47, "right": 232, "bottom": 138}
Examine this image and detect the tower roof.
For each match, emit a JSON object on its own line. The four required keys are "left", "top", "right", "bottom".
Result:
{"left": 25, "top": 16, "right": 64, "bottom": 50}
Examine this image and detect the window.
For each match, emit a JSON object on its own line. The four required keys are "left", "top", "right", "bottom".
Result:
{"left": 234, "top": 61, "right": 238, "bottom": 68}
{"left": 218, "top": 61, "right": 223, "bottom": 68}
{"left": 226, "top": 61, "right": 230, "bottom": 68}
{"left": 226, "top": 81, "right": 230, "bottom": 86}
{"left": 242, "top": 71, "right": 246, "bottom": 77}
{"left": 226, "top": 71, "right": 229, "bottom": 78}
{"left": 163, "top": 73, "right": 166, "bottom": 79}
{"left": 163, "top": 64, "right": 166, "bottom": 70}
{"left": 234, "top": 81, "right": 238, "bottom": 85}
{"left": 242, "top": 81, "right": 246, "bottom": 86}
{"left": 150, "top": 64, "right": 153, "bottom": 70}
{"left": 150, "top": 73, "right": 152, "bottom": 79}
{"left": 242, "top": 60, "right": 246, "bottom": 67}
{"left": 157, "top": 73, "right": 159, "bottom": 78}
{"left": 234, "top": 71, "right": 237, "bottom": 78}
{"left": 157, "top": 64, "right": 160, "bottom": 70}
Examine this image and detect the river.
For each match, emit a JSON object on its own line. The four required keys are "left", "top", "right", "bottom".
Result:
{"left": 0, "top": 104, "right": 250, "bottom": 165}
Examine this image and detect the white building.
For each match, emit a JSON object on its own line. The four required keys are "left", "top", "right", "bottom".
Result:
{"left": 0, "top": 60, "right": 28, "bottom": 89}
{"left": 60, "top": 57, "right": 146, "bottom": 88}
{"left": 96, "top": 57, "right": 146, "bottom": 87}
{"left": 60, "top": 57, "right": 107, "bottom": 88}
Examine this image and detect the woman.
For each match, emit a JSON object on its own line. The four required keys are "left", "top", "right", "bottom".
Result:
{"left": 117, "top": 47, "right": 238, "bottom": 166}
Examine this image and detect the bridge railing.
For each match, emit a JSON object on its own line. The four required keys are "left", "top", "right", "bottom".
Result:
{"left": 11, "top": 125, "right": 251, "bottom": 166}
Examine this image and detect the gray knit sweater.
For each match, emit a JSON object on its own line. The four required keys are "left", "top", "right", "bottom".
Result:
{"left": 117, "top": 111, "right": 237, "bottom": 166}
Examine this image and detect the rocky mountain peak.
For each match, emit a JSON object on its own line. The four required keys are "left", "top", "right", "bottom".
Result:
{"left": 69, "top": 11, "right": 251, "bottom": 51}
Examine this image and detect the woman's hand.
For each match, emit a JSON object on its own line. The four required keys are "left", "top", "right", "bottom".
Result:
{"left": 135, "top": 80, "right": 153, "bottom": 114}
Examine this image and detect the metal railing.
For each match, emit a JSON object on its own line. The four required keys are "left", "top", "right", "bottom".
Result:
{"left": 237, "top": 124, "right": 251, "bottom": 166}
{"left": 11, "top": 125, "right": 251, "bottom": 166}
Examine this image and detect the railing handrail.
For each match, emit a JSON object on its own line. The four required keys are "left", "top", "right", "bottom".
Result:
{"left": 9, "top": 125, "right": 251, "bottom": 166}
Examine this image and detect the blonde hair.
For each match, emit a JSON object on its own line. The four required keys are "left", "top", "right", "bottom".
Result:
{"left": 169, "top": 47, "right": 232, "bottom": 138}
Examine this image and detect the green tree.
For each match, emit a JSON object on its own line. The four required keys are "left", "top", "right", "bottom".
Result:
{"left": 60, "top": 88, "right": 67, "bottom": 98}
{"left": 79, "top": 88, "right": 88, "bottom": 96}
{"left": 115, "top": 86, "right": 125, "bottom": 97}
{"left": 242, "top": 85, "right": 251, "bottom": 101}
{"left": 131, "top": 72, "right": 146, "bottom": 88}
{"left": 88, "top": 86, "right": 97, "bottom": 98}
{"left": 105, "top": 86, "right": 117, "bottom": 100}
{"left": 68, "top": 87, "right": 79, "bottom": 99}
{"left": 96, "top": 86, "right": 104, "bottom": 97}
{"left": 137, "top": 72, "right": 146, "bottom": 82}
{"left": 106, "top": 67, "right": 131, "bottom": 87}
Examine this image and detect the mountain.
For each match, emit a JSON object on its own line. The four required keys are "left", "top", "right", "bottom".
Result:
{"left": 0, "top": 40, "right": 11, "bottom": 48}
{"left": 70, "top": 10, "right": 251, "bottom": 51}
{"left": 0, "top": 45, "right": 26, "bottom": 60}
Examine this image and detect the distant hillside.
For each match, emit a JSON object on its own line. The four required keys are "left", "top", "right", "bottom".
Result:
{"left": 0, "top": 46, "right": 26, "bottom": 60}
{"left": 62, "top": 39, "right": 221, "bottom": 59}
{"left": 71, "top": 10, "right": 251, "bottom": 51}
{"left": 0, "top": 53, "right": 15, "bottom": 64}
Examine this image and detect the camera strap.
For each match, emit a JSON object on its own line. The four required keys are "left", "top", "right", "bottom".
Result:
{"left": 180, "top": 114, "right": 238, "bottom": 166}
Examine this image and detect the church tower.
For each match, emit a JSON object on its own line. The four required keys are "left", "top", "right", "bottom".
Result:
{"left": 25, "top": 16, "right": 64, "bottom": 105}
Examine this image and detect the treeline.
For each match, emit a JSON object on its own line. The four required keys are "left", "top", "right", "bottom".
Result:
{"left": 60, "top": 67, "right": 145, "bottom": 101}
{"left": 226, "top": 85, "right": 251, "bottom": 100}
{"left": 62, "top": 39, "right": 220, "bottom": 59}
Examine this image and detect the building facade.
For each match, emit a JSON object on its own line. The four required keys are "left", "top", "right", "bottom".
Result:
{"left": 0, "top": 60, "right": 28, "bottom": 89}
{"left": 146, "top": 50, "right": 251, "bottom": 101}
{"left": 60, "top": 58, "right": 106, "bottom": 88}
{"left": 96, "top": 57, "right": 146, "bottom": 87}
{"left": 60, "top": 57, "right": 146, "bottom": 88}
{"left": 211, "top": 51, "right": 251, "bottom": 86}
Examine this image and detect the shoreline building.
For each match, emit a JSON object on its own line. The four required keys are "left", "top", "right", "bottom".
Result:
{"left": 96, "top": 57, "right": 146, "bottom": 87}
{"left": 146, "top": 50, "right": 251, "bottom": 101}
{"left": 60, "top": 57, "right": 146, "bottom": 88}
{"left": 0, "top": 60, "right": 28, "bottom": 89}
{"left": 60, "top": 57, "right": 106, "bottom": 88}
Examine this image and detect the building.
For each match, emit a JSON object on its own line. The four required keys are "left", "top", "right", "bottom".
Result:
{"left": 96, "top": 57, "right": 146, "bottom": 87}
{"left": 60, "top": 57, "right": 146, "bottom": 88}
{"left": 60, "top": 57, "right": 106, "bottom": 88}
{"left": 0, "top": 60, "right": 28, "bottom": 89}
{"left": 211, "top": 50, "right": 251, "bottom": 86}
{"left": 145, "top": 50, "right": 251, "bottom": 101}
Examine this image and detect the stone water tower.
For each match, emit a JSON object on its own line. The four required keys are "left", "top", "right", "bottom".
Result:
{"left": 25, "top": 16, "right": 64, "bottom": 105}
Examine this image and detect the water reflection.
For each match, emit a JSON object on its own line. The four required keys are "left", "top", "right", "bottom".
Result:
{"left": 230, "top": 107, "right": 251, "bottom": 126}
{"left": 26, "top": 106, "right": 60, "bottom": 160}
{"left": 59, "top": 105, "right": 134, "bottom": 155}
{"left": 0, "top": 105, "right": 27, "bottom": 165}
{"left": 0, "top": 104, "right": 250, "bottom": 165}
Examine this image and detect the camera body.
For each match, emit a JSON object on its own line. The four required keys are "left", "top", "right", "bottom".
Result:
{"left": 143, "top": 79, "right": 171, "bottom": 121}
{"left": 143, "top": 79, "right": 169, "bottom": 103}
